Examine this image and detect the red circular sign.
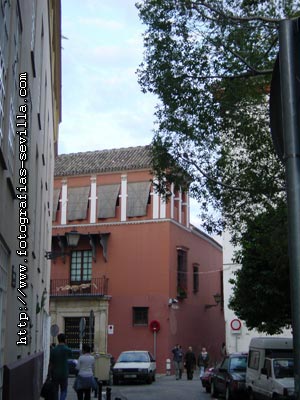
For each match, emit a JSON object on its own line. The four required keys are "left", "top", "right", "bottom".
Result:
{"left": 149, "top": 320, "right": 160, "bottom": 332}
{"left": 230, "top": 319, "right": 242, "bottom": 331}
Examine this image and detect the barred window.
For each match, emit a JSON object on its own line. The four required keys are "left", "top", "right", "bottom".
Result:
{"left": 177, "top": 248, "right": 187, "bottom": 298}
{"left": 193, "top": 264, "right": 199, "bottom": 293}
{"left": 133, "top": 307, "right": 148, "bottom": 326}
{"left": 0, "top": 0, "right": 10, "bottom": 146}
{"left": 7, "top": 3, "right": 21, "bottom": 173}
{"left": 70, "top": 250, "right": 92, "bottom": 283}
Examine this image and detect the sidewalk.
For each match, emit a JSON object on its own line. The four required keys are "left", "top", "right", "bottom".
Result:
{"left": 63, "top": 372, "right": 202, "bottom": 399}
{"left": 66, "top": 377, "right": 77, "bottom": 400}
{"left": 66, "top": 377, "right": 110, "bottom": 400}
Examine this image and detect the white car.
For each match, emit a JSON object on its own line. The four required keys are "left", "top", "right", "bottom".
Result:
{"left": 248, "top": 357, "right": 294, "bottom": 400}
{"left": 246, "top": 337, "right": 294, "bottom": 399}
{"left": 112, "top": 350, "right": 156, "bottom": 385}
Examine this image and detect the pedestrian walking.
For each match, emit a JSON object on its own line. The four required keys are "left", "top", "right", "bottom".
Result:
{"left": 172, "top": 344, "right": 184, "bottom": 380}
{"left": 221, "top": 342, "right": 227, "bottom": 357}
{"left": 184, "top": 346, "right": 196, "bottom": 380}
{"left": 197, "top": 347, "right": 210, "bottom": 379}
{"left": 49, "top": 333, "right": 73, "bottom": 400}
{"left": 73, "top": 344, "right": 97, "bottom": 400}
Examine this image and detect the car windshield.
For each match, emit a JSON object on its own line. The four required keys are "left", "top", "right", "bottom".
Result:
{"left": 273, "top": 359, "right": 294, "bottom": 379}
{"left": 229, "top": 356, "right": 247, "bottom": 372}
{"left": 118, "top": 352, "right": 149, "bottom": 363}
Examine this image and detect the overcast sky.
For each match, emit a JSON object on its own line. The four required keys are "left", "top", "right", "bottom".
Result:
{"left": 59, "top": 0, "right": 211, "bottom": 232}
{"left": 59, "top": 0, "right": 156, "bottom": 155}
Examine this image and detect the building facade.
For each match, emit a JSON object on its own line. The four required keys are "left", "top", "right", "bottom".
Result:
{"left": 0, "top": 1, "right": 61, "bottom": 399}
{"left": 50, "top": 145, "right": 225, "bottom": 373}
{"left": 222, "top": 231, "right": 292, "bottom": 354}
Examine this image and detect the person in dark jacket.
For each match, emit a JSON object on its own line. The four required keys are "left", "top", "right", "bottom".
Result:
{"left": 197, "top": 347, "right": 210, "bottom": 379}
{"left": 50, "top": 333, "right": 72, "bottom": 400}
{"left": 184, "top": 346, "right": 196, "bottom": 380}
{"left": 221, "top": 342, "right": 227, "bottom": 357}
{"left": 172, "top": 344, "right": 184, "bottom": 380}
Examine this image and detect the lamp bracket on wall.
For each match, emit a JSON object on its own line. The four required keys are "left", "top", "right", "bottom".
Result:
{"left": 45, "top": 230, "right": 81, "bottom": 261}
{"left": 204, "top": 293, "right": 222, "bottom": 309}
{"left": 45, "top": 230, "right": 111, "bottom": 263}
{"left": 168, "top": 298, "right": 179, "bottom": 306}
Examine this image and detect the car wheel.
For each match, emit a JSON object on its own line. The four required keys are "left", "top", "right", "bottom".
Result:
{"left": 152, "top": 373, "right": 156, "bottom": 382}
{"left": 225, "top": 386, "right": 231, "bottom": 400}
{"left": 248, "top": 389, "right": 255, "bottom": 400}
{"left": 211, "top": 380, "right": 218, "bottom": 398}
{"left": 146, "top": 375, "right": 152, "bottom": 384}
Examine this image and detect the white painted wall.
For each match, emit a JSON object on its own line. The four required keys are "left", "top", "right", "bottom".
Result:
{"left": 222, "top": 230, "right": 292, "bottom": 354}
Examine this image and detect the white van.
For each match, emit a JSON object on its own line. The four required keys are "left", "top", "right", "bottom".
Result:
{"left": 246, "top": 337, "right": 294, "bottom": 399}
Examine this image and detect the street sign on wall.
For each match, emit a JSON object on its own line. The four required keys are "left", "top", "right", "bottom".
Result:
{"left": 108, "top": 325, "right": 114, "bottom": 335}
{"left": 230, "top": 318, "right": 242, "bottom": 334}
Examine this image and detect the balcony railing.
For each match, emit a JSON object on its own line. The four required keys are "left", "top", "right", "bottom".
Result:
{"left": 50, "top": 276, "right": 108, "bottom": 297}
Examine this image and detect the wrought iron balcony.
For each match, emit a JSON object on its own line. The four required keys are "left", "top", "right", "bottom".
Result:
{"left": 50, "top": 276, "right": 108, "bottom": 297}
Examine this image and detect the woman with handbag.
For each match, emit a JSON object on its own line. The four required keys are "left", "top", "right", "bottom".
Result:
{"left": 73, "top": 344, "right": 97, "bottom": 400}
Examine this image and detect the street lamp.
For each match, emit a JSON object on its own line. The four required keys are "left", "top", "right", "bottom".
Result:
{"left": 65, "top": 230, "right": 81, "bottom": 247}
{"left": 205, "top": 293, "right": 223, "bottom": 309}
{"left": 45, "top": 231, "right": 110, "bottom": 261}
{"left": 45, "top": 230, "right": 81, "bottom": 260}
{"left": 213, "top": 293, "right": 222, "bottom": 305}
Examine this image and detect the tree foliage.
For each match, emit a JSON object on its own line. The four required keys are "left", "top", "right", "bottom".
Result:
{"left": 228, "top": 200, "right": 291, "bottom": 334}
{"left": 136, "top": 0, "right": 300, "bottom": 333}
{"left": 136, "top": 0, "right": 300, "bottom": 238}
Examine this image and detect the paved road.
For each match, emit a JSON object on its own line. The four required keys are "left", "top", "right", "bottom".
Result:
{"left": 66, "top": 374, "right": 213, "bottom": 400}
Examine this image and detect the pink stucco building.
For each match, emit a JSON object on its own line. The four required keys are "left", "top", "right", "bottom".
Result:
{"left": 50, "top": 145, "right": 225, "bottom": 373}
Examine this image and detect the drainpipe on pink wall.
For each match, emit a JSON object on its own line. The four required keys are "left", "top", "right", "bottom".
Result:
{"left": 60, "top": 180, "right": 67, "bottom": 225}
{"left": 160, "top": 195, "right": 166, "bottom": 218}
{"left": 178, "top": 189, "right": 182, "bottom": 224}
{"left": 90, "top": 176, "right": 97, "bottom": 223}
{"left": 171, "top": 183, "right": 175, "bottom": 219}
{"left": 152, "top": 178, "right": 159, "bottom": 219}
{"left": 184, "top": 192, "right": 190, "bottom": 228}
{"left": 120, "top": 174, "right": 127, "bottom": 222}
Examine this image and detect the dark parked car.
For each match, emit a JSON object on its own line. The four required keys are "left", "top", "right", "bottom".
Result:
{"left": 210, "top": 352, "right": 248, "bottom": 400}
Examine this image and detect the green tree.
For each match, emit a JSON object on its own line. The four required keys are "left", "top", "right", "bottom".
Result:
{"left": 228, "top": 200, "right": 291, "bottom": 334}
{"left": 136, "top": 0, "right": 300, "bottom": 332}
{"left": 136, "top": 0, "right": 300, "bottom": 237}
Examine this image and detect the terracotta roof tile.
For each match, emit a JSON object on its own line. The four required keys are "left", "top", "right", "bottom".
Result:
{"left": 54, "top": 145, "right": 152, "bottom": 176}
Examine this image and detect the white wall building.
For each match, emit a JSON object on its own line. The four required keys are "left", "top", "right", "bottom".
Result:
{"left": 0, "top": 1, "right": 61, "bottom": 399}
{"left": 222, "top": 230, "right": 292, "bottom": 354}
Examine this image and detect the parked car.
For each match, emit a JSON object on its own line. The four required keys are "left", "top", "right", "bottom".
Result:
{"left": 112, "top": 350, "right": 156, "bottom": 385}
{"left": 201, "top": 366, "right": 216, "bottom": 393}
{"left": 246, "top": 337, "right": 294, "bottom": 399}
{"left": 210, "top": 352, "right": 248, "bottom": 400}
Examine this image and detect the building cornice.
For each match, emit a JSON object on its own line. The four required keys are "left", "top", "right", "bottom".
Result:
{"left": 52, "top": 218, "right": 222, "bottom": 250}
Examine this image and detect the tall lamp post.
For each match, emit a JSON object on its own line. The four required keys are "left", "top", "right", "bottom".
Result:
{"left": 271, "top": 18, "right": 300, "bottom": 399}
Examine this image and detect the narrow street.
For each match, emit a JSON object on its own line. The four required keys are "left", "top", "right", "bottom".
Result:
{"left": 66, "top": 374, "right": 213, "bottom": 400}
